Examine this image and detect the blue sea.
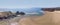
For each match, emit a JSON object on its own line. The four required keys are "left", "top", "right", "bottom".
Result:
{"left": 0, "top": 8, "right": 44, "bottom": 16}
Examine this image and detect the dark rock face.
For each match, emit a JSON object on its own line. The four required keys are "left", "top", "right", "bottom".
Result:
{"left": 16, "top": 11, "right": 25, "bottom": 15}
{"left": 41, "top": 8, "right": 55, "bottom": 12}
{"left": 0, "top": 11, "right": 15, "bottom": 20}
{"left": 16, "top": 11, "right": 20, "bottom": 15}
{"left": 19, "top": 12, "right": 25, "bottom": 15}
{"left": 41, "top": 7, "right": 60, "bottom": 12}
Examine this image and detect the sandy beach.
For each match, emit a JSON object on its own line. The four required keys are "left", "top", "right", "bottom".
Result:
{"left": 0, "top": 11, "right": 60, "bottom": 25}
{"left": 18, "top": 11, "right": 60, "bottom": 25}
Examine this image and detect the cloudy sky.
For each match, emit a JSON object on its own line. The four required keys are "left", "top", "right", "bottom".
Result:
{"left": 0, "top": 0, "right": 60, "bottom": 8}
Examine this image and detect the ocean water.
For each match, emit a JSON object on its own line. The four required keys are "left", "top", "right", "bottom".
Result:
{"left": 0, "top": 8, "right": 45, "bottom": 25}
{"left": 0, "top": 8, "right": 44, "bottom": 16}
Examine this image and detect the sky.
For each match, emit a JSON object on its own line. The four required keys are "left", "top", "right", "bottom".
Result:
{"left": 0, "top": 0, "right": 60, "bottom": 8}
